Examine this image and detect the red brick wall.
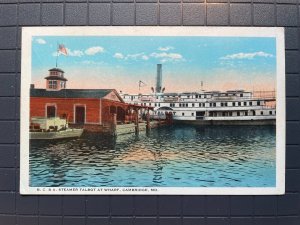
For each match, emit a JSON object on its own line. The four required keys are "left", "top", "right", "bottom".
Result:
{"left": 30, "top": 97, "right": 101, "bottom": 124}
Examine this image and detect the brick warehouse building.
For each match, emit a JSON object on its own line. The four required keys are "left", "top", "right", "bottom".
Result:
{"left": 30, "top": 68, "right": 139, "bottom": 130}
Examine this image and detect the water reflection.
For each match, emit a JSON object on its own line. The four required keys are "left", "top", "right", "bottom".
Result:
{"left": 30, "top": 125, "right": 276, "bottom": 187}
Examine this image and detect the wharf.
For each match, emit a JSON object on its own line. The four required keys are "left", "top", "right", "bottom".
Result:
{"left": 116, "top": 120, "right": 168, "bottom": 135}
{"left": 70, "top": 120, "right": 170, "bottom": 136}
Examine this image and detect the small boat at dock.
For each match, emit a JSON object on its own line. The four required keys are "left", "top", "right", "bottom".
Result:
{"left": 30, "top": 117, "right": 83, "bottom": 140}
{"left": 30, "top": 128, "right": 83, "bottom": 140}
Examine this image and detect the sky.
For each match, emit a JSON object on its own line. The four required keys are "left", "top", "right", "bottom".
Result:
{"left": 31, "top": 36, "right": 277, "bottom": 94}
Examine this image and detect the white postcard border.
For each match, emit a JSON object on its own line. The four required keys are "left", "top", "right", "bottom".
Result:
{"left": 20, "top": 26, "right": 285, "bottom": 195}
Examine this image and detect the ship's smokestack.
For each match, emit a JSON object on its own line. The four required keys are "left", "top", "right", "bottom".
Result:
{"left": 156, "top": 64, "right": 162, "bottom": 93}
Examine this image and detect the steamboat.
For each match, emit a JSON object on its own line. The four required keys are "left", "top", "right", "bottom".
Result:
{"left": 120, "top": 64, "right": 276, "bottom": 125}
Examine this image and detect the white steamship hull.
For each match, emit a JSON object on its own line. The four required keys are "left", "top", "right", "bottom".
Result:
{"left": 174, "top": 118, "right": 276, "bottom": 126}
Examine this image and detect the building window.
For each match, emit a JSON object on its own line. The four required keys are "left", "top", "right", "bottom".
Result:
{"left": 192, "top": 103, "right": 194, "bottom": 107}
{"left": 192, "top": 113, "right": 194, "bottom": 116}
{"left": 48, "top": 80, "right": 57, "bottom": 89}
{"left": 229, "top": 112, "right": 232, "bottom": 116}
{"left": 240, "top": 94, "right": 243, "bottom": 97}
{"left": 243, "top": 102, "right": 246, "bottom": 106}
{"left": 222, "top": 112, "right": 225, "bottom": 116}
{"left": 261, "top": 111, "right": 263, "bottom": 115}
{"left": 155, "top": 103, "right": 157, "bottom": 107}
{"left": 221, "top": 103, "right": 224, "bottom": 107}
{"left": 249, "top": 102, "right": 252, "bottom": 106}
{"left": 232, "top": 102, "right": 235, "bottom": 107}
{"left": 238, "top": 102, "right": 241, "bottom": 106}
{"left": 186, "top": 103, "right": 188, "bottom": 107}
{"left": 225, "top": 102, "right": 228, "bottom": 107}
{"left": 257, "top": 101, "right": 260, "bottom": 106}
{"left": 269, "top": 111, "right": 272, "bottom": 115}
{"left": 182, "top": 113, "right": 185, "bottom": 116}
{"left": 237, "top": 112, "right": 240, "bottom": 116}
{"left": 213, "top": 103, "right": 216, "bottom": 107}
{"left": 46, "top": 105, "right": 56, "bottom": 118}
{"left": 245, "top": 111, "right": 248, "bottom": 116}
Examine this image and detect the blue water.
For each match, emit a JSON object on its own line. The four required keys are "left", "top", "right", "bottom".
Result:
{"left": 29, "top": 125, "right": 276, "bottom": 187}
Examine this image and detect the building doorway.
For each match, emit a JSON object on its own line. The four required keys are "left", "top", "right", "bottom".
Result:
{"left": 196, "top": 111, "right": 205, "bottom": 120}
{"left": 117, "top": 106, "right": 125, "bottom": 122}
{"left": 75, "top": 106, "right": 85, "bottom": 124}
{"left": 46, "top": 105, "right": 56, "bottom": 118}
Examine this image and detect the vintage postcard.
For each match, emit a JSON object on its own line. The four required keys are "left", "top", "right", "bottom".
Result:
{"left": 20, "top": 27, "right": 285, "bottom": 195}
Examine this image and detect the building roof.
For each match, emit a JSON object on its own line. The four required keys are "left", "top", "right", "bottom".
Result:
{"left": 30, "top": 88, "right": 124, "bottom": 102}
{"left": 48, "top": 68, "right": 65, "bottom": 73}
{"left": 44, "top": 76, "right": 68, "bottom": 81}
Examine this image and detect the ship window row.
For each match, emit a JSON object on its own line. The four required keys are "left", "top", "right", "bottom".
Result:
{"left": 138, "top": 101, "right": 262, "bottom": 108}
{"left": 175, "top": 101, "right": 261, "bottom": 108}
{"left": 181, "top": 93, "right": 244, "bottom": 98}
{"left": 208, "top": 110, "right": 275, "bottom": 117}
{"left": 210, "top": 101, "right": 260, "bottom": 107}
{"left": 154, "top": 110, "right": 276, "bottom": 117}
{"left": 171, "top": 110, "right": 276, "bottom": 117}
{"left": 125, "top": 93, "right": 246, "bottom": 100}
{"left": 181, "top": 112, "right": 195, "bottom": 116}
{"left": 140, "top": 103, "right": 162, "bottom": 107}
{"left": 182, "top": 94, "right": 212, "bottom": 99}
{"left": 129, "top": 96, "right": 139, "bottom": 100}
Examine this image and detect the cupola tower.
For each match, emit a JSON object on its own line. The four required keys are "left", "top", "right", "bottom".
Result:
{"left": 44, "top": 68, "right": 67, "bottom": 91}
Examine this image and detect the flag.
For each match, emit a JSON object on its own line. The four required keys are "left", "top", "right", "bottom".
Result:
{"left": 58, "top": 44, "right": 68, "bottom": 56}
{"left": 139, "top": 80, "right": 147, "bottom": 88}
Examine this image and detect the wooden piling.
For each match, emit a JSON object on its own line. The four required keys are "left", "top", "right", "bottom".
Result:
{"left": 146, "top": 109, "right": 151, "bottom": 132}
{"left": 111, "top": 113, "right": 117, "bottom": 136}
{"left": 135, "top": 109, "right": 139, "bottom": 135}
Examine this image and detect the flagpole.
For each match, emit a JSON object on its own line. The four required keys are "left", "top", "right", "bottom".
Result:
{"left": 55, "top": 42, "right": 59, "bottom": 68}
